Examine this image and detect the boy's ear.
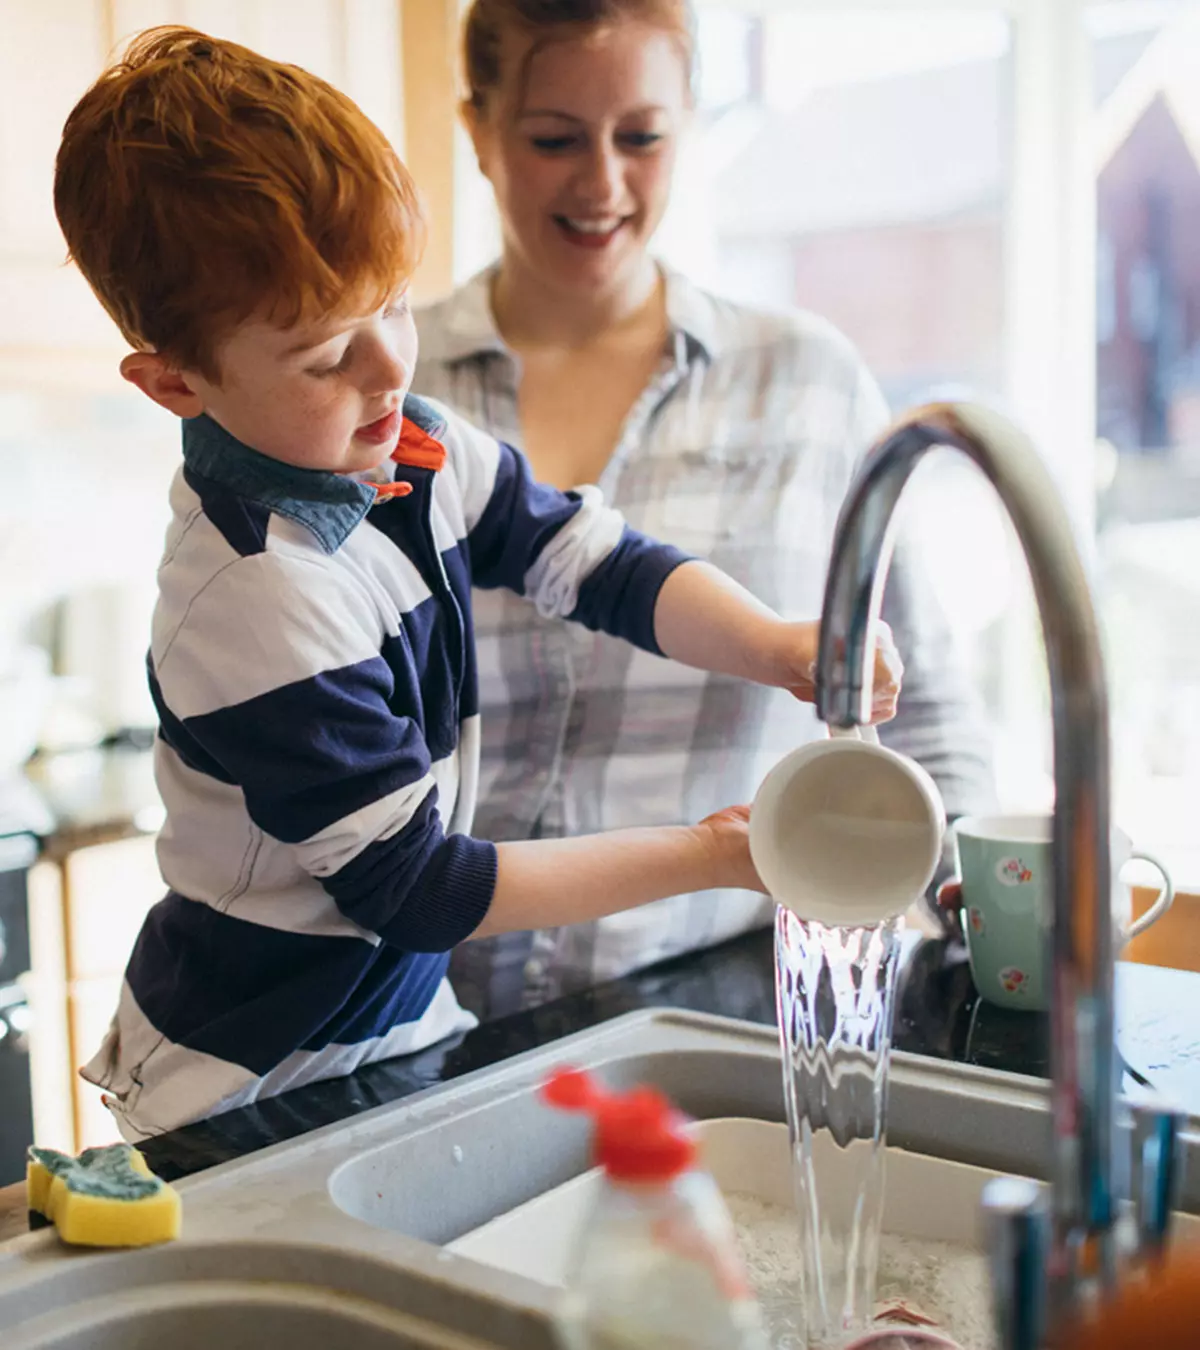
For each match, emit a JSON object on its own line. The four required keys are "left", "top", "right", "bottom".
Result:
{"left": 119, "top": 352, "right": 206, "bottom": 418}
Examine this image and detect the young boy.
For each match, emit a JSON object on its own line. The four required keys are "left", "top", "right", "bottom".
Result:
{"left": 55, "top": 27, "right": 901, "bottom": 1140}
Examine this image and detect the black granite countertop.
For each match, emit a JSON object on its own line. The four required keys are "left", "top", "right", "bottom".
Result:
{"left": 14, "top": 751, "right": 1197, "bottom": 1190}
{"left": 15, "top": 742, "right": 162, "bottom": 858}
{"left": 137, "top": 926, "right": 1200, "bottom": 1184}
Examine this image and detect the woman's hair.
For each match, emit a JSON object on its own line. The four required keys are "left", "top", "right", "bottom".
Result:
{"left": 462, "top": 0, "right": 696, "bottom": 110}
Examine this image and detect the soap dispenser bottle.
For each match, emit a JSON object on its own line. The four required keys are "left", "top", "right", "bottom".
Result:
{"left": 542, "top": 1066, "right": 769, "bottom": 1350}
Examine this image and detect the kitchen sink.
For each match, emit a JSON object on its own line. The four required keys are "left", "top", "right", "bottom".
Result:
{"left": 0, "top": 1241, "right": 505, "bottom": 1349}
{"left": 328, "top": 1040, "right": 785, "bottom": 1243}
{"left": 2, "top": 1009, "right": 1197, "bottom": 1347}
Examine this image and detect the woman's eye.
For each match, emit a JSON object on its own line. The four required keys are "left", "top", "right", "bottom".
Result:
{"left": 384, "top": 296, "right": 410, "bottom": 320}
{"left": 619, "top": 131, "right": 665, "bottom": 151}
{"left": 530, "top": 134, "right": 577, "bottom": 153}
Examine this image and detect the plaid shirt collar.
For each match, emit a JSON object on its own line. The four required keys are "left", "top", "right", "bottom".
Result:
{"left": 417, "top": 262, "right": 727, "bottom": 368}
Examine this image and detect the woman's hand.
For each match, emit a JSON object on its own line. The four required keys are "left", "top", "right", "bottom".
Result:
{"left": 934, "top": 878, "right": 965, "bottom": 941}
{"left": 770, "top": 619, "right": 904, "bottom": 723}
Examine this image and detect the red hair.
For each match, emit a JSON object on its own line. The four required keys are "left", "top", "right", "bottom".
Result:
{"left": 462, "top": 0, "right": 696, "bottom": 110}
{"left": 54, "top": 26, "right": 425, "bottom": 380}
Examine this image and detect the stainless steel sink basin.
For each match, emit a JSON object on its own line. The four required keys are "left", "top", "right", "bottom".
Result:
{"left": 2, "top": 1241, "right": 504, "bottom": 1349}
{"left": 23, "top": 1291, "right": 434, "bottom": 1350}
{"left": 3, "top": 1009, "right": 1197, "bottom": 1347}
{"left": 328, "top": 1040, "right": 786, "bottom": 1243}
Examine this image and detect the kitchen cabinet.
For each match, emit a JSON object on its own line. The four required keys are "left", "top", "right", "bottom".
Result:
{"left": 399, "top": 0, "right": 459, "bottom": 300}
{"left": 27, "top": 836, "right": 164, "bottom": 1151}
{"left": 25, "top": 859, "right": 73, "bottom": 1154}
{"left": 61, "top": 834, "right": 162, "bottom": 983}
{"left": 69, "top": 975, "right": 126, "bottom": 1148}
{"left": 62, "top": 835, "right": 163, "bottom": 1146}
{"left": 0, "top": 0, "right": 118, "bottom": 381}
{"left": 1126, "top": 885, "right": 1200, "bottom": 974}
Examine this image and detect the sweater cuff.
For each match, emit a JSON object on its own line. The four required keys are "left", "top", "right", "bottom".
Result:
{"left": 379, "top": 834, "right": 498, "bottom": 953}
{"left": 570, "top": 533, "right": 696, "bottom": 656}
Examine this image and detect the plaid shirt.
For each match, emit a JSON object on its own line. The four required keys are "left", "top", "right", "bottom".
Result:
{"left": 414, "top": 266, "right": 996, "bottom": 1017}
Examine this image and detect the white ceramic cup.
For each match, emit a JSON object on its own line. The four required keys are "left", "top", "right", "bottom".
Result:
{"left": 749, "top": 725, "right": 947, "bottom": 926}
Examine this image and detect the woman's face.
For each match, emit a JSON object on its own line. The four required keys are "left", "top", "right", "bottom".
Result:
{"left": 469, "top": 21, "right": 690, "bottom": 300}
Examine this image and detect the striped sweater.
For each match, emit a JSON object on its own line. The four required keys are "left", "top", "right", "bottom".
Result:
{"left": 83, "top": 395, "right": 690, "bottom": 1139}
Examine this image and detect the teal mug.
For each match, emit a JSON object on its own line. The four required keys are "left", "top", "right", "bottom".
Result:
{"left": 953, "top": 813, "right": 1174, "bottom": 1011}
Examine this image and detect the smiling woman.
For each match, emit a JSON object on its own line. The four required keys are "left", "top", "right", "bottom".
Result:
{"left": 458, "top": 0, "right": 693, "bottom": 489}
{"left": 462, "top": 0, "right": 691, "bottom": 282}
{"left": 412, "top": 0, "right": 996, "bottom": 1019}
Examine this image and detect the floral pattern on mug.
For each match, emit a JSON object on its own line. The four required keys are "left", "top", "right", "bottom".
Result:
{"left": 968, "top": 906, "right": 986, "bottom": 935}
{"left": 999, "top": 966, "right": 1028, "bottom": 995}
{"left": 995, "top": 856, "right": 1034, "bottom": 887}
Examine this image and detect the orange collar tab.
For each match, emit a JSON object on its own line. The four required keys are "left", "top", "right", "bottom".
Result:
{"left": 391, "top": 417, "right": 447, "bottom": 473}
{"left": 370, "top": 480, "right": 413, "bottom": 500}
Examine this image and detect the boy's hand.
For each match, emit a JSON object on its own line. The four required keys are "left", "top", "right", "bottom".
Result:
{"left": 769, "top": 619, "right": 904, "bottom": 723}
{"left": 695, "top": 804, "right": 766, "bottom": 893}
{"left": 652, "top": 565, "right": 902, "bottom": 720}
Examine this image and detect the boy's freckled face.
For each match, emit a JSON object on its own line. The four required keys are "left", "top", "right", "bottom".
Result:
{"left": 191, "top": 296, "right": 418, "bottom": 474}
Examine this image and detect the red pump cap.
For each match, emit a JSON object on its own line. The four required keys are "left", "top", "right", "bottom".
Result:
{"left": 541, "top": 1066, "right": 697, "bottom": 1183}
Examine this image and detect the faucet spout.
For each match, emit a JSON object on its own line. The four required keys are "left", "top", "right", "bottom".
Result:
{"left": 815, "top": 401, "right": 1116, "bottom": 1318}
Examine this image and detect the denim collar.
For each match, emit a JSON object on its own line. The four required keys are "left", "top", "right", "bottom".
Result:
{"left": 181, "top": 413, "right": 380, "bottom": 554}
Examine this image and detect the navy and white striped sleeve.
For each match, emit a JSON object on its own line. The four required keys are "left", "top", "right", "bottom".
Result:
{"left": 440, "top": 406, "right": 694, "bottom": 655}
{"left": 150, "top": 551, "right": 496, "bottom": 952}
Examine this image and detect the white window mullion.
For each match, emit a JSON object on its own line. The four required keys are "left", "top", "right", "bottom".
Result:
{"left": 990, "top": 0, "right": 1097, "bottom": 805}
{"left": 1005, "top": 0, "right": 1097, "bottom": 539}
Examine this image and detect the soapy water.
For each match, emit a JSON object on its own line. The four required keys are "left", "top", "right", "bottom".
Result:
{"left": 726, "top": 1192, "right": 995, "bottom": 1350}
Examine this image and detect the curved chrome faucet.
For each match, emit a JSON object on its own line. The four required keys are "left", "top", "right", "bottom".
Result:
{"left": 814, "top": 401, "right": 1122, "bottom": 1336}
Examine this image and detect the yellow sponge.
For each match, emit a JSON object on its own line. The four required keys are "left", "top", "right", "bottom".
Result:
{"left": 26, "top": 1144, "right": 181, "bottom": 1247}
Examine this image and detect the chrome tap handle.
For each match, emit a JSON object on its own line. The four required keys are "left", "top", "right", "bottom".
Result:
{"left": 983, "top": 1176, "right": 1048, "bottom": 1350}
{"left": 1129, "top": 1100, "right": 1185, "bottom": 1261}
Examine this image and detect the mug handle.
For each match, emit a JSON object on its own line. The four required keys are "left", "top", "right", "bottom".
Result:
{"left": 1121, "top": 849, "right": 1175, "bottom": 942}
{"left": 828, "top": 723, "right": 881, "bottom": 746}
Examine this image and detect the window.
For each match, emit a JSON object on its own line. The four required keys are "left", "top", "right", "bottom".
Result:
{"left": 1090, "top": 0, "right": 1200, "bottom": 886}
{"left": 664, "top": 7, "right": 1012, "bottom": 411}
{"left": 657, "top": 6, "right": 1048, "bottom": 812}
{"left": 450, "top": 0, "right": 1200, "bottom": 891}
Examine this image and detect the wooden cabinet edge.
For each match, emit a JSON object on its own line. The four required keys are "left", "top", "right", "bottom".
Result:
{"left": 25, "top": 861, "right": 75, "bottom": 1153}
{"left": 1125, "top": 885, "right": 1200, "bottom": 973}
